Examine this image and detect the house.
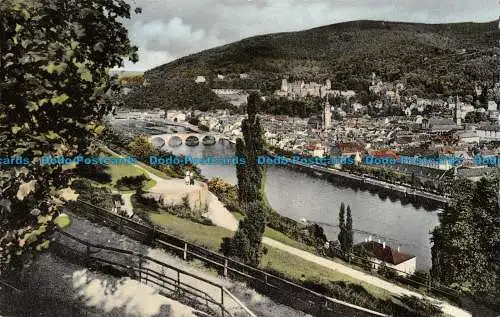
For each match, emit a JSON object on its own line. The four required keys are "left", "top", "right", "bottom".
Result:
{"left": 331, "top": 143, "right": 364, "bottom": 157}
{"left": 195, "top": 76, "right": 206, "bottom": 83}
{"left": 306, "top": 142, "right": 326, "bottom": 157}
{"left": 307, "top": 116, "right": 322, "bottom": 130}
{"left": 357, "top": 241, "right": 416, "bottom": 276}
{"left": 421, "top": 117, "right": 459, "bottom": 132}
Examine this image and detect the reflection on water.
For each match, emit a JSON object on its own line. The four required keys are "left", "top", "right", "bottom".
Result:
{"left": 163, "top": 142, "right": 439, "bottom": 269}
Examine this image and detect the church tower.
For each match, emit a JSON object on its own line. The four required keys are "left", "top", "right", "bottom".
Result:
{"left": 281, "top": 78, "right": 288, "bottom": 92}
{"left": 455, "top": 96, "right": 462, "bottom": 127}
{"left": 325, "top": 79, "right": 332, "bottom": 90}
{"left": 322, "top": 96, "right": 332, "bottom": 130}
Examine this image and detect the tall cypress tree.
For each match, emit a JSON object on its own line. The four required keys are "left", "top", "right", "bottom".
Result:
{"left": 235, "top": 138, "right": 249, "bottom": 203}
{"left": 346, "top": 205, "right": 354, "bottom": 252}
{"left": 221, "top": 93, "right": 267, "bottom": 266}
{"left": 338, "top": 202, "right": 346, "bottom": 251}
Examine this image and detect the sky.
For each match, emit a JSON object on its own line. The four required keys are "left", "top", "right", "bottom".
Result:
{"left": 119, "top": 0, "right": 500, "bottom": 71}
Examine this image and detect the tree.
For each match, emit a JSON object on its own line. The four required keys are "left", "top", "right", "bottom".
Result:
{"left": 235, "top": 138, "right": 250, "bottom": 203}
{"left": 338, "top": 202, "right": 346, "bottom": 251}
{"left": 0, "top": 0, "right": 139, "bottom": 273}
{"left": 346, "top": 205, "right": 354, "bottom": 252}
{"left": 431, "top": 178, "right": 499, "bottom": 298}
{"left": 221, "top": 201, "right": 266, "bottom": 266}
{"left": 127, "top": 136, "right": 158, "bottom": 159}
{"left": 222, "top": 93, "right": 267, "bottom": 266}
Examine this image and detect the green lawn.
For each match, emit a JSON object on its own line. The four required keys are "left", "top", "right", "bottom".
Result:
{"left": 149, "top": 212, "right": 232, "bottom": 251}
{"left": 136, "top": 162, "right": 171, "bottom": 180}
{"left": 261, "top": 247, "right": 391, "bottom": 300}
{"left": 232, "top": 212, "right": 315, "bottom": 252}
{"left": 78, "top": 149, "right": 157, "bottom": 193}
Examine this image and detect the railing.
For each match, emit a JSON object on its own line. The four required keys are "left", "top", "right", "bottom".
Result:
{"left": 73, "top": 198, "right": 389, "bottom": 317}
{"left": 54, "top": 229, "right": 256, "bottom": 317}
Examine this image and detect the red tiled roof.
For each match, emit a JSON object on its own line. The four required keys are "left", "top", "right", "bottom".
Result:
{"left": 338, "top": 143, "right": 364, "bottom": 154}
{"left": 358, "top": 241, "right": 414, "bottom": 265}
{"left": 370, "top": 150, "right": 399, "bottom": 159}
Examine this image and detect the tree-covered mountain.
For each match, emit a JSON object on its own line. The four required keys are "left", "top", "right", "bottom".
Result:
{"left": 122, "top": 19, "right": 499, "bottom": 110}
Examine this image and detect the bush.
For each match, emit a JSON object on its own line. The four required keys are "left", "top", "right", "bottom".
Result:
{"left": 396, "top": 295, "right": 443, "bottom": 317}
{"left": 75, "top": 164, "right": 112, "bottom": 184}
{"left": 116, "top": 174, "right": 148, "bottom": 190}
{"left": 378, "top": 262, "right": 398, "bottom": 279}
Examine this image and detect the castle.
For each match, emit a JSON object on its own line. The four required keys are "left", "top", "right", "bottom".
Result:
{"left": 275, "top": 78, "right": 356, "bottom": 100}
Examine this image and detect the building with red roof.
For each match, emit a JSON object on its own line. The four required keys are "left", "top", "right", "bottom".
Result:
{"left": 356, "top": 241, "right": 416, "bottom": 276}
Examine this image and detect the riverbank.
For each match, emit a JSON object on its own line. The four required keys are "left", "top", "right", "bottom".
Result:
{"left": 265, "top": 151, "right": 448, "bottom": 206}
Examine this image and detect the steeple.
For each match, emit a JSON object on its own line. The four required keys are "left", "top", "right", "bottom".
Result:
{"left": 322, "top": 95, "right": 332, "bottom": 130}
{"left": 455, "top": 95, "right": 462, "bottom": 126}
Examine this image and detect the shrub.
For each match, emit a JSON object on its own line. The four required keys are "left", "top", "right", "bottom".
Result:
{"left": 397, "top": 295, "right": 443, "bottom": 317}
{"left": 116, "top": 174, "right": 148, "bottom": 190}
{"left": 75, "top": 164, "right": 112, "bottom": 184}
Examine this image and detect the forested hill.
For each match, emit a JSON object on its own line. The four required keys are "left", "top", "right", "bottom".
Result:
{"left": 122, "top": 19, "right": 499, "bottom": 110}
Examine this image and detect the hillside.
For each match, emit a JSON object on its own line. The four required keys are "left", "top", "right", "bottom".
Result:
{"left": 122, "top": 19, "right": 499, "bottom": 110}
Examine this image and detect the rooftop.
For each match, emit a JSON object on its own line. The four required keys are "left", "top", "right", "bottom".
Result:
{"left": 357, "top": 241, "right": 415, "bottom": 265}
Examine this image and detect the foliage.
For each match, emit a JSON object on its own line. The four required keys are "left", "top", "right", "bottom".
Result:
{"left": 345, "top": 205, "right": 354, "bottom": 252}
{"left": 258, "top": 96, "right": 323, "bottom": 118}
{"left": 431, "top": 178, "right": 500, "bottom": 302}
{"left": 396, "top": 295, "right": 443, "bottom": 317}
{"left": 236, "top": 93, "right": 266, "bottom": 205}
{"left": 338, "top": 202, "right": 354, "bottom": 253}
{"left": 69, "top": 179, "right": 114, "bottom": 211}
{"left": 223, "top": 93, "right": 267, "bottom": 266}
{"left": 338, "top": 202, "right": 346, "bottom": 250}
{"left": 221, "top": 201, "right": 266, "bottom": 266}
{"left": 126, "top": 136, "right": 158, "bottom": 159}
{"left": 119, "top": 77, "right": 234, "bottom": 111}
{"left": 75, "top": 163, "right": 112, "bottom": 184}
{"left": 0, "top": 0, "right": 139, "bottom": 273}
{"left": 116, "top": 174, "right": 147, "bottom": 190}
{"left": 377, "top": 262, "right": 398, "bottom": 279}
{"left": 464, "top": 111, "right": 488, "bottom": 123}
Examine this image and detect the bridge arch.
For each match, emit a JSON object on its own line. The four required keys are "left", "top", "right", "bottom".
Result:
{"left": 149, "top": 133, "right": 236, "bottom": 147}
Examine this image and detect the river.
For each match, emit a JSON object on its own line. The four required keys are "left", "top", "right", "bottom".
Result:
{"left": 165, "top": 141, "right": 440, "bottom": 269}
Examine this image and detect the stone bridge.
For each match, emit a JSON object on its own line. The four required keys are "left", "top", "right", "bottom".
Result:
{"left": 149, "top": 133, "right": 236, "bottom": 148}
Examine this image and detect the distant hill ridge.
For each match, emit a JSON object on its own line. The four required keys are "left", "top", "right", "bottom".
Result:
{"left": 122, "top": 19, "right": 499, "bottom": 110}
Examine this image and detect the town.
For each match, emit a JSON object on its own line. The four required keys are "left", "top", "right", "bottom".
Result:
{"left": 111, "top": 71, "right": 500, "bottom": 197}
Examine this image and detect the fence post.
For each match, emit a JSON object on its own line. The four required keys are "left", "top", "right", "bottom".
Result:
{"left": 177, "top": 271, "right": 180, "bottom": 290}
{"left": 183, "top": 243, "right": 187, "bottom": 261}
{"left": 220, "top": 287, "right": 225, "bottom": 317}
{"left": 223, "top": 258, "right": 228, "bottom": 278}
{"left": 138, "top": 258, "right": 142, "bottom": 282}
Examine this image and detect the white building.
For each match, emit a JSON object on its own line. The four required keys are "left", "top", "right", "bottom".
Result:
{"left": 166, "top": 110, "right": 186, "bottom": 122}
{"left": 195, "top": 76, "right": 206, "bottom": 83}
{"left": 488, "top": 101, "right": 498, "bottom": 111}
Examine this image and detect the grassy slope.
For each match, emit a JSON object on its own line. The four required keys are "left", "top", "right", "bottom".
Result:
{"left": 146, "top": 211, "right": 390, "bottom": 301}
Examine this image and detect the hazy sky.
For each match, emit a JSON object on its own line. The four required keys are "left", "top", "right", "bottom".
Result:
{"left": 120, "top": 0, "right": 499, "bottom": 71}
